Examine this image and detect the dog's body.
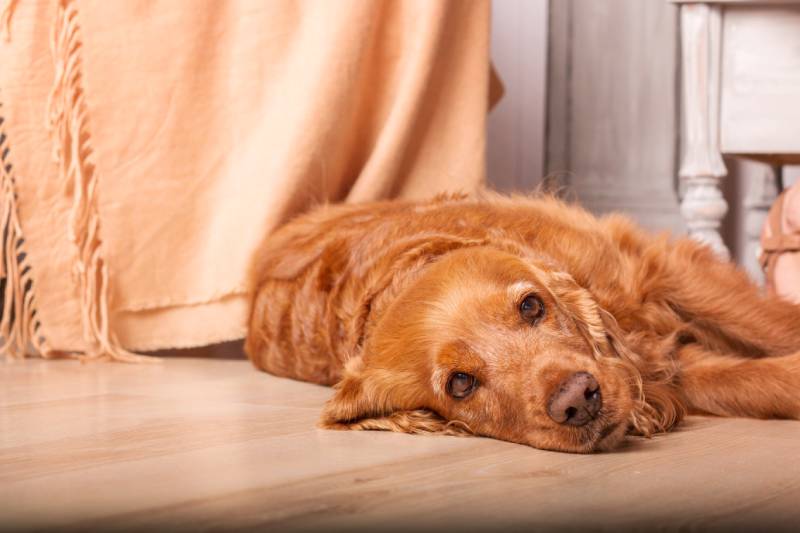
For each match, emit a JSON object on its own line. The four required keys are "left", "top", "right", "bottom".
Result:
{"left": 245, "top": 193, "right": 800, "bottom": 452}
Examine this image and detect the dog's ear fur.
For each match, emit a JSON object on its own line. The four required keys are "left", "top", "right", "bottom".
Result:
{"left": 540, "top": 270, "right": 613, "bottom": 356}
{"left": 318, "top": 357, "right": 472, "bottom": 436}
{"left": 543, "top": 270, "right": 686, "bottom": 436}
{"left": 594, "top": 307, "right": 686, "bottom": 435}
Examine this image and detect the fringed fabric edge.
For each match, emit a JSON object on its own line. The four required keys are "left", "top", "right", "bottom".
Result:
{"left": 0, "top": 101, "right": 59, "bottom": 359}
{"left": 45, "top": 0, "right": 154, "bottom": 363}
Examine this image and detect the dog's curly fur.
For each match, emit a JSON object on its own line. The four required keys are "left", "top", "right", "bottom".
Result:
{"left": 245, "top": 192, "right": 800, "bottom": 453}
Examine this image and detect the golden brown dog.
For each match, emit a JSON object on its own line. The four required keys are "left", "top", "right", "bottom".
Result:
{"left": 245, "top": 193, "right": 800, "bottom": 453}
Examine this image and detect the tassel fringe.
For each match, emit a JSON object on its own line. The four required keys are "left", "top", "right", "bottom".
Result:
{"left": 45, "top": 0, "right": 153, "bottom": 363}
{"left": 0, "top": 102, "right": 57, "bottom": 359}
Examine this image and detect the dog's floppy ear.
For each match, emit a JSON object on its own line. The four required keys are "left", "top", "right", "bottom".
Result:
{"left": 318, "top": 357, "right": 472, "bottom": 436}
{"left": 598, "top": 307, "right": 686, "bottom": 435}
{"left": 541, "top": 270, "right": 613, "bottom": 356}
{"left": 545, "top": 271, "right": 644, "bottom": 369}
{"left": 542, "top": 271, "right": 684, "bottom": 434}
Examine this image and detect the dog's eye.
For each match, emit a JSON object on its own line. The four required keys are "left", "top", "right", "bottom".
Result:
{"left": 447, "top": 372, "right": 477, "bottom": 399}
{"left": 519, "top": 294, "right": 545, "bottom": 324}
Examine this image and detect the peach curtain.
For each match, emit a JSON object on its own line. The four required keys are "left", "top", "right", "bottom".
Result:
{"left": 0, "top": 0, "right": 493, "bottom": 360}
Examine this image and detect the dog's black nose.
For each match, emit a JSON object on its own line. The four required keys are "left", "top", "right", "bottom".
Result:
{"left": 547, "top": 372, "right": 602, "bottom": 426}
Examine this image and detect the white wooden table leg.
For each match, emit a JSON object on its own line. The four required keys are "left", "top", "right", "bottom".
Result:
{"left": 743, "top": 164, "right": 781, "bottom": 284}
{"left": 678, "top": 3, "right": 729, "bottom": 259}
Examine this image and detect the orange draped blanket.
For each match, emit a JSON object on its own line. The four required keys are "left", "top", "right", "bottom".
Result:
{"left": 0, "top": 0, "right": 493, "bottom": 360}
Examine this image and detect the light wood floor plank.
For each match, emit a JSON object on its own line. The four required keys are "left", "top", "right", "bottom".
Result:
{"left": 2, "top": 358, "right": 799, "bottom": 531}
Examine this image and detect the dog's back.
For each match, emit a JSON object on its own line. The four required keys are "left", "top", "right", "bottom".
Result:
{"left": 245, "top": 193, "right": 639, "bottom": 385}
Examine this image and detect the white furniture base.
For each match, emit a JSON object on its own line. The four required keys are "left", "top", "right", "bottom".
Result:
{"left": 676, "top": 0, "right": 800, "bottom": 266}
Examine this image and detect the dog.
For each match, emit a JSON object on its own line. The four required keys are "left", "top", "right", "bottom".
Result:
{"left": 244, "top": 192, "right": 800, "bottom": 453}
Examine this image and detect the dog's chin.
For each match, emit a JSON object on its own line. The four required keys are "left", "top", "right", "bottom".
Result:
{"left": 579, "top": 409, "right": 631, "bottom": 453}
{"left": 588, "top": 419, "right": 629, "bottom": 452}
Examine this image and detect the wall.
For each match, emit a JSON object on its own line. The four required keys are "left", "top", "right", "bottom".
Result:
{"left": 545, "top": 0, "right": 684, "bottom": 233}
{"left": 490, "top": 0, "right": 683, "bottom": 231}
{"left": 487, "top": 0, "right": 548, "bottom": 192}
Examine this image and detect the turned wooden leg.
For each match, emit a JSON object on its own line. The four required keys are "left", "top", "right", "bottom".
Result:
{"left": 680, "top": 176, "right": 729, "bottom": 259}
{"left": 678, "top": 3, "right": 729, "bottom": 259}
{"left": 743, "top": 164, "right": 781, "bottom": 283}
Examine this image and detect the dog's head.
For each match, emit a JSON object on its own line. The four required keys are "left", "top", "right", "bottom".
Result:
{"left": 320, "top": 246, "right": 644, "bottom": 453}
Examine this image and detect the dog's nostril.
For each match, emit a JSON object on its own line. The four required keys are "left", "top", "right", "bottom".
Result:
{"left": 547, "top": 372, "right": 603, "bottom": 427}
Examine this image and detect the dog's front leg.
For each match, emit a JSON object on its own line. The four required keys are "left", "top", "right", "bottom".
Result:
{"left": 662, "top": 240, "right": 800, "bottom": 357}
{"left": 678, "top": 345, "right": 800, "bottom": 420}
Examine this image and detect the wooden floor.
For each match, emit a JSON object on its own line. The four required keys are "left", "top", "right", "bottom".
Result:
{"left": 3, "top": 356, "right": 800, "bottom": 532}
